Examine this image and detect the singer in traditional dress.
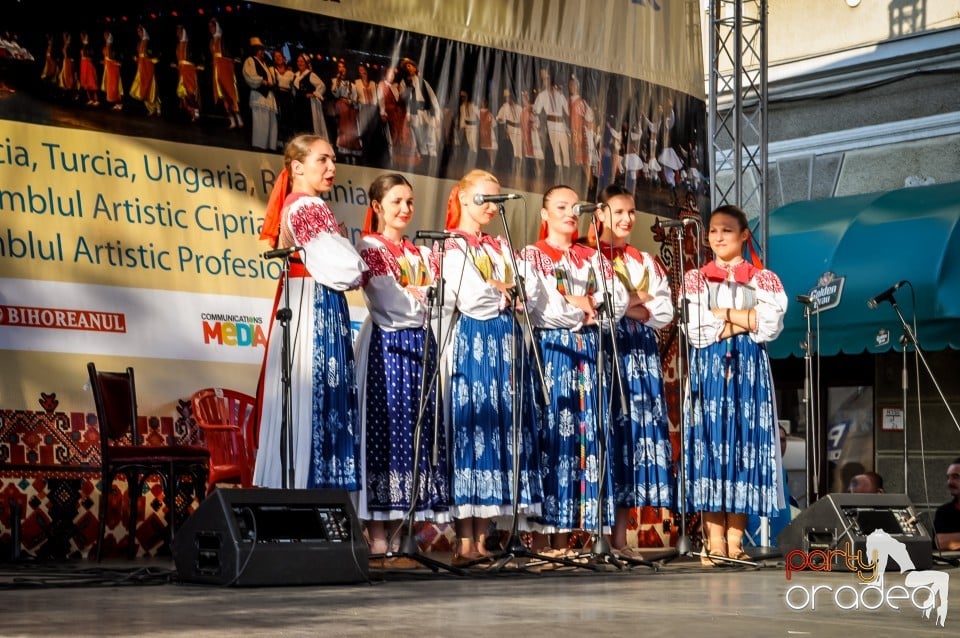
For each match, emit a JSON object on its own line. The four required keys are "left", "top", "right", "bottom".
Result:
{"left": 682, "top": 204, "right": 787, "bottom": 564}
{"left": 354, "top": 173, "right": 451, "bottom": 556}
{"left": 519, "top": 185, "right": 626, "bottom": 553}
{"left": 254, "top": 135, "right": 367, "bottom": 491}
{"left": 441, "top": 169, "right": 542, "bottom": 562}
{"left": 593, "top": 184, "right": 675, "bottom": 554}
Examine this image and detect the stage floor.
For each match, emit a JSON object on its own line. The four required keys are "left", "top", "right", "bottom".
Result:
{"left": 1, "top": 549, "right": 957, "bottom": 637}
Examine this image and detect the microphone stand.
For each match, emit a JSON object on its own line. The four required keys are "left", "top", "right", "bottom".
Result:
{"left": 483, "top": 201, "right": 590, "bottom": 573}
{"left": 378, "top": 238, "right": 464, "bottom": 574}
{"left": 876, "top": 292, "right": 960, "bottom": 485}
{"left": 278, "top": 252, "right": 295, "bottom": 489}
{"left": 573, "top": 215, "right": 655, "bottom": 571}
{"left": 800, "top": 298, "right": 819, "bottom": 506}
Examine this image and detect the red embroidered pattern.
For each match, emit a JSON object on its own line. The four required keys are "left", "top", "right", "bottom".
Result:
{"left": 360, "top": 246, "right": 398, "bottom": 280}
{"left": 289, "top": 199, "right": 340, "bottom": 245}
{"left": 596, "top": 253, "right": 614, "bottom": 280}
{"left": 683, "top": 268, "right": 706, "bottom": 294}
{"left": 651, "top": 255, "right": 668, "bottom": 279}
{"left": 426, "top": 249, "right": 440, "bottom": 279}
{"left": 520, "top": 246, "right": 555, "bottom": 276}
{"left": 754, "top": 269, "right": 784, "bottom": 293}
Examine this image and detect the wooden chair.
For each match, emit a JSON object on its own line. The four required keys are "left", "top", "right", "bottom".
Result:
{"left": 86, "top": 362, "right": 210, "bottom": 560}
{"left": 190, "top": 388, "right": 258, "bottom": 494}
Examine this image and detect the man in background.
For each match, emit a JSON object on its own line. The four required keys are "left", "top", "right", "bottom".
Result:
{"left": 934, "top": 457, "right": 960, "bottom": 550}
{"left": 847, "top": 471, "right": 884, "bottom": 494}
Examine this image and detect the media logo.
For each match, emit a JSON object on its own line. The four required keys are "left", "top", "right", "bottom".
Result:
{"left": 200, "top": 312, "right": 266, "bottom": 347}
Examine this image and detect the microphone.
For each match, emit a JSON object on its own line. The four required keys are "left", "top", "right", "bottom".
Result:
{"left": 415, "top": 230, "right": 460, "bottom": 241}
{"left": 572, "top": 202, "right": 607, "bottom": 215}
{"left": 867, "top": 280, "right": 908, "bottom": 309}
{"left": 796, "top": 295, "right": 816, "bottom": 305}
{"left": 657, "top": 218, "right": 698, "bottom": 229}
{"left": 262, "top": 246, "right": 303, "bottom": 259}
{"left": 473, "top": 193, "right": 522, "bottom": 205}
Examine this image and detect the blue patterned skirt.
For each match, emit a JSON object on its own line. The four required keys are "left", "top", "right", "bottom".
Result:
{"left": 448, "top": 312, "right": 542, "bottom": 519}
{"left": 535, "top": 326, "right": 614, "bottom": 532}
{"left": 307, "top": 286, "right": 361, "bottom": 490}
{"left": 683, "top": 333, "right": 780, "bottom": 517}
{"left": 606, "top": 318, "right": 674, "bottom": 510}
{"left": 363, "top": 324, "right": 450, "bottom": 519}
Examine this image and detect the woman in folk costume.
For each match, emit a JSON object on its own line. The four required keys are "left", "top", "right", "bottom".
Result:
{"left": 518, "top": 185, "right": 627, "bottom": 552}
{"left": 101, "top": 31, "right": 123, "bottom": 110}
{"left": 208, "top": 18, "right": 242, "bottom": 129}
{"left": 253, "top": 135, "right": 367, "bottom": 491}
{"left": 519, "top": 90, "right": 544, "bottom": 177}
{"left": 441, "top": 169, "right": 542, "bottom": 562}
{"left": 592, "top": 184, "right": 675, "bottom": 554}
{"left": 40, "top": 33, "right": 58, "bottom": 85}
{"left": 682, "top": 204, "right": 788, "bottom": 564}
{"left": 477, "top": 97, "right": 498, "bottom": 170}
{"left": 175, "top": 25, "right": 201, "bottom": 122}
{"left": 57, "top": 32, "right": 76, "bottom": 95}
{"left": 78, "top": 32, "right": 99, "bottom": 106}
{"left": 354, "top": 174, "right": 451, "bottom": 555}
{"left": 331, "top": 59, "right": 362, "bottom": 161}
{"left": 129, "top": 25, "right": 160, "bottom": 116}
{"left": 291, "top": 53, "right": 328, "bottom": 140}
{"left": 377, "top": 66, "right": 418, "bottom": 167}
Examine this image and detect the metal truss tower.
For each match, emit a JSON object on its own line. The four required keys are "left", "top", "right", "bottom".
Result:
{"left": 708, "top": 0, "right": 769, "bottom": 255}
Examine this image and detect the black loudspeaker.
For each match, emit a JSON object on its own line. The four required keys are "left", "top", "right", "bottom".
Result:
{"left": 776, "top": 493, "right": 932, "bottom": 571}
{"left": 173, "top": 488, "right": 369, "bottom": 586}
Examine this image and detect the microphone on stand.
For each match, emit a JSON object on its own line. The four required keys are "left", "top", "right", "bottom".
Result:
{"left": 415, "top": 230, "right": 461, "bottom": 241}
{"left": 867, "top": 280, "right": 908, "bottom": 309}
{"left": 473, "top": 193, "right": 522, "bottom": 205}
{"left": 262, "top": 246, "right": 303, "bottom": 260}
{"left": 796, "top": 295, "right": 816, "bottom": 305}
{"left": 657, "top": 218, "right": 698, "bottom": 229}
{"left": 572, "top": 202, "right": 607, "bottom": 216}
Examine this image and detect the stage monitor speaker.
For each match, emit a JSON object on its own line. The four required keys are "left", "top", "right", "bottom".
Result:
{"left": 776, "top": 493, "right": 932, "bottom": 571}
{"left": 173, "top": 488, "right": 369, "bottom": 586}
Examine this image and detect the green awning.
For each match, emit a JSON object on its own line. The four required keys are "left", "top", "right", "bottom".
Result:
{"left": 766, "top": 181, "right": 960, "bottom": 358}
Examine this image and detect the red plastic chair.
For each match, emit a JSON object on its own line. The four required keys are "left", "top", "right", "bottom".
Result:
{"left": 87, "top": 362, "right": 210, "bottom": 560}
{"left": 190, "top": 388, "right": 258, "bottom": 494}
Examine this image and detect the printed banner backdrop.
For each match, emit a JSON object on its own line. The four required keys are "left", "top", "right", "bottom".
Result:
{"left": 264, "top": 0, "right": 707, "bottom": 99}
{"left": 1, "top": 0, "right": 707, "bottom": 416}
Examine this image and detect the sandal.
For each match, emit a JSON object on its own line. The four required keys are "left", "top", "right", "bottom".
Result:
{"left": 451, "top": 550, "right": 486, "bottom": 566}
{"left": 699, "top": 539, "right": 726, "bottom": 566}
{"left": 727, "top": 547, "right": 751, "bottom": 561}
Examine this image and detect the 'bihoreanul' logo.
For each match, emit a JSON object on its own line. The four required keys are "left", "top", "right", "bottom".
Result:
{"left": 784, "top": 529, "right": 949, "bottom": 627}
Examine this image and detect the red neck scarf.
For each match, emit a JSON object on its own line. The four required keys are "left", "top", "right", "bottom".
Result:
{"left": 700, "top": 259, "right": 759, "bottom": 284}
{"left": 371, "top": 233, "right": 418, "bottom": 260}
{"left": 596, "top": 241, "right": 643, "bottom": 264}
{"left": 534, "top": 239, "right": 593, "bottom": 268}
{"left": 450, "top": 228, "right": 502, "bottom": 253}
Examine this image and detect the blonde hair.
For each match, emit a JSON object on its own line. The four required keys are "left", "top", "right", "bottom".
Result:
{"left": 446, "top": 170, "right": 500, "bottom": 229}
{"left": 458, "top": 169, "right": 499, "bottom": 193}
